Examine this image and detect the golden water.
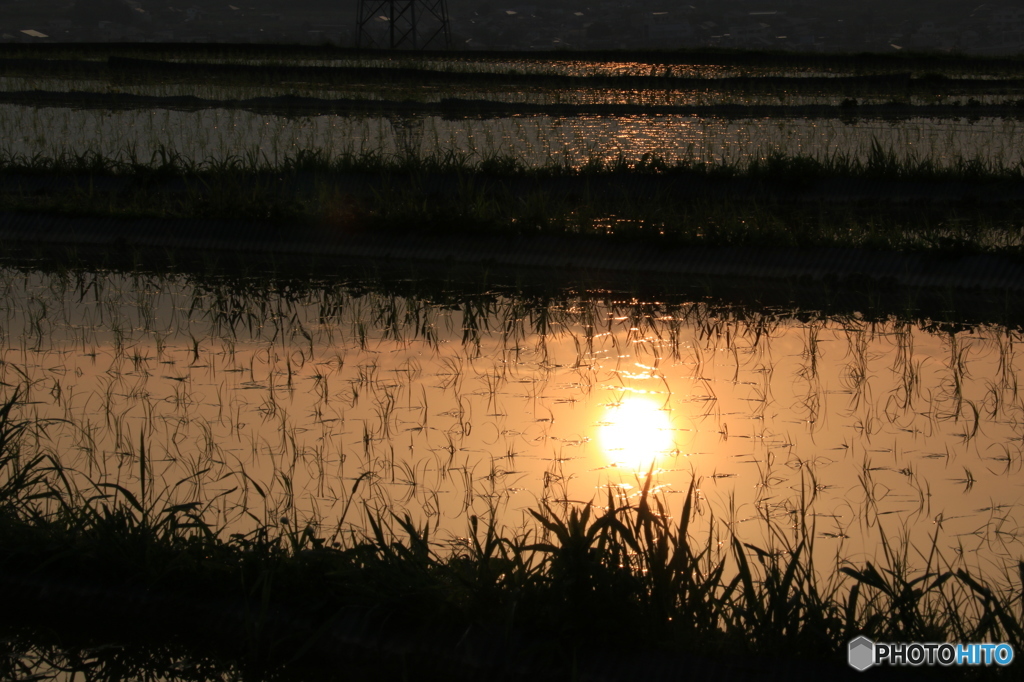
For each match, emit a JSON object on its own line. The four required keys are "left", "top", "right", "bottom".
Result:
{"left": 2, "top": 268, "right": 1021, "bottom": 582}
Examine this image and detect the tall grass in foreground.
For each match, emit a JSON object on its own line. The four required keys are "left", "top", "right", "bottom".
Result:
{"left": 0, "top": 390, "right": 1020, "bottom": 679}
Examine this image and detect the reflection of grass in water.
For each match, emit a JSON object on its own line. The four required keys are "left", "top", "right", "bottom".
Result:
{"left": 0, "top": 403, "right": 1021, "bottom": 679}
{"left": 3, "top": 144, "right": 1024, "bottom": 253}
{"left": 4, "top": 265, "right": 1024, "bottom": 565}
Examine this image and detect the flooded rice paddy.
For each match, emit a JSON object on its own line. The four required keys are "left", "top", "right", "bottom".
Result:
{"left": 173, "top": 59, "right": 830, "bottom": 78}
{"left": 95, "top": 55, "right": 1024, "bottom": 80}
{"left": 11, "top": 75, "right": 1001, "bottom": 107}
{"left": 2, "top": 267, "right": 1022, "bottom": 586}
{"left": 4, "top": 50, "right": 1024, "bottom": 599}
{"left": 4, "top": 51, "right": 1024, "bottom": 169}
{"left": 5, "top": 103, "right": 1024, "bottom": 169}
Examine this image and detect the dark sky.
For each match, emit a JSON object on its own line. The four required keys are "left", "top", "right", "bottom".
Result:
{"left": 2, "top": 0, "right": 1018, "bottom": 53}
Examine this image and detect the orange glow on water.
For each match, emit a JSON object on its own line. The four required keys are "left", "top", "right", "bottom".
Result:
{"left": 599, "top": 397, "right": 675, "bottom": 470}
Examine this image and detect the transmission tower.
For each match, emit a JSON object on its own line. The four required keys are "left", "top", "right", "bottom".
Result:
{"left": 356, "top": 0, "right": 451, "bottom": 49}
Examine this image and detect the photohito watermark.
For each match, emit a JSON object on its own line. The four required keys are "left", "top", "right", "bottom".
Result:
{"left": 848, "top": 636, "right": 1014, "bottom": 671}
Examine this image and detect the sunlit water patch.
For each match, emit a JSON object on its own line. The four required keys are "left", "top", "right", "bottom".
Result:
{"left": 165, "top": 58, "right": 840, "bottom": 79}
{"left": 1, "top": 268, "right": 1022, "bottom": 588}
{"left": 598, "top": 396, "right": 675, "bottom": 470}
{"left": 12, "top": 76, "right": 987, "bottom": 107}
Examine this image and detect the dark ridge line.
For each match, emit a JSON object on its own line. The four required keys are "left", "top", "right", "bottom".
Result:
{"left": 0, "top": 57, "right": 108, "bottom": 74}
{"left": 5, "top": 57, "right": 1024, "bottom": 95}
{"left": 106, "top": 56, "right": 923, "bottom": 88}
{"left": 106, "top": 57, "right": 1024, "bottom": 93}
{"left": 3, "top": 89, "right": 1024, "bottom": 121}
{"left": 5, "top": 43, "right": 1024, "bottom": 70}
{"left": 1, "top": 212, "right": 1021, "bottom": 293}
{"left": 5, "top": 172, "right": 1024, "bottom": 205}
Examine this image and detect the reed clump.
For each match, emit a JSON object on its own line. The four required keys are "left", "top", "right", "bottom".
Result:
{"left": 0, "top": 391, "right": 1019, "bottom": 680}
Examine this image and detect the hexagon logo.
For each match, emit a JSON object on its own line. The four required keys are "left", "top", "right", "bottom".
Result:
{"left": 848, "top": 636, "right": 875, "bottom": 671}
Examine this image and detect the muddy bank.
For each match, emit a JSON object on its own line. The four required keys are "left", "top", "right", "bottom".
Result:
{"left": 1, "top": 212, "right": 1021, "bottom": 293}
{"left": 5, "top": 169, "right": 1024, "bottom": 205}
{"left": 4, "top": 88, "right": 1024, "bottom": 121}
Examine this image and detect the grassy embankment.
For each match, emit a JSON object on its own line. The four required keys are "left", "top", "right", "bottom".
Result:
{"left": 3, "top": 144, "right": 1024, "bottom": 256}
{"left": 0, "top": 391, "right": 1020, "bottom": 680}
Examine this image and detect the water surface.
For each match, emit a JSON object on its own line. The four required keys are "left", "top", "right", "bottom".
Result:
{"left": 3, "top": 104, "right": 1021, "bottom": 169}
{"left": 2, "top": 267, "right": 1021, "bottom": 584}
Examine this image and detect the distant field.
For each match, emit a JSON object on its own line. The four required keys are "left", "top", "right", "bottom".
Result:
{"left": 2, "top": 44, "right": 1024, "bottom": 257}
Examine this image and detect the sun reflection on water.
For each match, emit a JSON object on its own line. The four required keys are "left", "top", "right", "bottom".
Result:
{"left": 598, "top": 397, "right": 676, "bottom": 470}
